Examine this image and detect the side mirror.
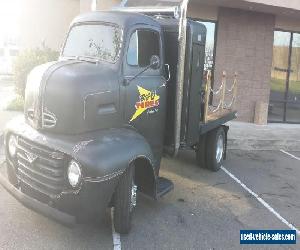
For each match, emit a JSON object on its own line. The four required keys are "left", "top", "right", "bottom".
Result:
{"left": 150, "top": 55, "right": 160, "bottom": 70}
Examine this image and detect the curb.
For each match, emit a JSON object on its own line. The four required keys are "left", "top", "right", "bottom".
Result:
{"left": 228, "top": 138, "right": 300, "bottom": 151}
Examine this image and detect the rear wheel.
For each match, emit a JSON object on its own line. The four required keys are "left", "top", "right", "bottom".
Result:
{"left": 113, "top": 164, "right": 137, "bottom": 234}
{"left": 206, "top": 127, "right": 226, "bottom": 172}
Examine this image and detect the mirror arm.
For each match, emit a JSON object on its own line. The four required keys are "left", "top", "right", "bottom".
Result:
{"left": 124, "top": 64, "right": 152, "bottom": 85}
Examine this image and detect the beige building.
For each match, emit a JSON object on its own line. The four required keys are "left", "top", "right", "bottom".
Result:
{"left": 20, "top": 0, "right": 300, "bottom": 123}
{"left": 19, "top": 0, "right": 79, "bottom": 50}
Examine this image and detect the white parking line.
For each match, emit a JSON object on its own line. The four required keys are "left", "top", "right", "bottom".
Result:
{"left": 110, "top": 208, "right": 122, "bottom": 250}
{"left": 280, "top": 150, "right": 300, "bottom": 161}
{"left": 221, "top": 166, "right": 300, "bottom": 236}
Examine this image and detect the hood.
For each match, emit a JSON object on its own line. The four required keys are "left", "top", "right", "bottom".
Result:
{"left": 24, "top": 60, "right": 121, "bottom": 134}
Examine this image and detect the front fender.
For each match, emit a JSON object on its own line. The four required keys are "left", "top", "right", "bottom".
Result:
{"left": 74, "top": 127, "right": 156, "bottom": 181}
{"left": 5, "top": 117, "right": 156, "bottom": 182}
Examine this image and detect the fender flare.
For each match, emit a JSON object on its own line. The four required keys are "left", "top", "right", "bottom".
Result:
{"left": 74, "top": 128, "right": 158, "bottom": 198}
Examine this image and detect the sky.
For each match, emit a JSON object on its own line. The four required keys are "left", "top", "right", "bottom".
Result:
{"left": 274, "top": 30, "right": 300, "bottom": 48}
{"left": 0, "top": 0, "right": 21, "bottom": 43}
{"left": 198, "top": 21, "right": 216, "bottom": 49}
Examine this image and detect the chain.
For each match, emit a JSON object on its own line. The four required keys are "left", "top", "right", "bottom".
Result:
{"left": 226, "top": 79, "right": 237, "bottom": 93}
{"left": 210, "top": 81, "right": 224, "bottom": 95}
{"left": 223, "top": 96, "right": 236, "bottom": 109}
{"left": 209, "top": 99, "right": 222, "bottom": 113}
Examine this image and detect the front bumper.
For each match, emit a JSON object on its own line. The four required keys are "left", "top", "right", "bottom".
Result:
{"left": 0, "top": 164, "right": 76, "bottom": 226}
{"left": 0, "top": 161, "right": 118, "bottom": 225}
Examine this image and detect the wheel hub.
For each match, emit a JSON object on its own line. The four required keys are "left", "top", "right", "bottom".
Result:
{"left": 130, "top": 183, "right": 137, "bottom": 211}
{"left": 216, "top": 134, "right": 224, "bottom": 163}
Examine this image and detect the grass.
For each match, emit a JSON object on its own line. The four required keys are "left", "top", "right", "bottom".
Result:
{"left": 271, "top": 78, "right": 300, "bottom": 94}
{"left": 6, "top": 95, "right": 24, "bottom": 111}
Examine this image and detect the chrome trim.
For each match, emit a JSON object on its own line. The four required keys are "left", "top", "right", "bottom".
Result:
{"left": 83, "top": 169, "right": 125, "bottom": 183}
{"left": 42, "top": 109, "right": 57, "bottom": 129}
{"left": 165, "top": 63, "right": 171, "bottom": 82}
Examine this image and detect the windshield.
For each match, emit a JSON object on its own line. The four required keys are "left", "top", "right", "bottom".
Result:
{"left": 62, "top": 23, "right": 122, "bottom": 63}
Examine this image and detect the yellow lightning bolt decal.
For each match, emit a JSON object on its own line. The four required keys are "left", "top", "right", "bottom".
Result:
{"left": 130, "top": 86, "right": 160, "bottom": 122}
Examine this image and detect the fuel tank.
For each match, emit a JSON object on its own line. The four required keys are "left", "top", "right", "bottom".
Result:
{"left": 24, "top": 60, "right": 121, "bottom": 134}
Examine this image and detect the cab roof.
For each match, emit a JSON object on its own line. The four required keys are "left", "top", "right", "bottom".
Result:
{"left": 71, "top": 11, "right": 160, "bottom": 29}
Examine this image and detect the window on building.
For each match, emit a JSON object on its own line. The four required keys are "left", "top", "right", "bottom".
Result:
{"left": 269, "top": 30, "right": 300, "bottom": 123}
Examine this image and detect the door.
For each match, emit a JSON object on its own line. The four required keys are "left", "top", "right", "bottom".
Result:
{"left": 182, "top": 21, "right": 206, "bottom": 146}
{"left": 269, "top": 31, "right": 300, "bottom": 123}
{"left": 123, "top": 28, "right": 166, "bottom": 168}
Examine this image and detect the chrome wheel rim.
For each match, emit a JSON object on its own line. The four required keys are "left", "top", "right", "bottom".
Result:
{"left": 216, "top": 134, "right": 224, "bottom": 163}
{"left": 130, "top": 183, "right": 137, "bottom": 211}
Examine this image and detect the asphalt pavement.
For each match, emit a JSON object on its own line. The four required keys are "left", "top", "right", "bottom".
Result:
{"left": 0, "top": 78, "right": 299, "bottom": 249}
{"left": 0, "top": 149, "right": 299, "bottom": 250}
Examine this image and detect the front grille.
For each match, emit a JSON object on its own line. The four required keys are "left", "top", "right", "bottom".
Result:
{"left": 16, "top": 137, "right": 66, "bottom": 203}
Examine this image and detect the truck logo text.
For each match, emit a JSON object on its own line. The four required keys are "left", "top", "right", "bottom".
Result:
{"left": 130, "top": 86, "right": 160, "bottom": 122}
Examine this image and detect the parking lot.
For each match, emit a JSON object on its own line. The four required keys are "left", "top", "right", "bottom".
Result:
{"left": 0, "top": 148, "right": 299, "bottom": 250}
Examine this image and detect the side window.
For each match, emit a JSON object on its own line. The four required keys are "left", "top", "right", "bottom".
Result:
{"left": 127, "top": 31, "right": 138, "bottom": 66}
{"left": 127, "top": 29, "right": 160, "bottom": 68}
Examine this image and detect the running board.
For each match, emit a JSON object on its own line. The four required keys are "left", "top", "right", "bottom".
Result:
{"left": 156, "top": 177, "right": 174, "bottom": 198}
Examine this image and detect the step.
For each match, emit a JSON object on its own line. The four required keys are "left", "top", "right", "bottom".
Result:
{"left": 156, "top": 177, "right": 174, "bottom": 198}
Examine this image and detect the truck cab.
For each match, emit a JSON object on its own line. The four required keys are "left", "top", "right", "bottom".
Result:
{"left": 1, "top": 10, "right": 236, "bottom": 234}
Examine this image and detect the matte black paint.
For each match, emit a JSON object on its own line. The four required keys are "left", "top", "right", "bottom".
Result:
{"left": 5, "top": 117, "right": 156, "bottom": 180}
{"left": 3, "top": 11, "right": 235, "bottom": 222}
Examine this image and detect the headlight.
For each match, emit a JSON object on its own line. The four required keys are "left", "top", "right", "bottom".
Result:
{"left": 67, "top": 160, "right": 82, "bottom": 188}
{"left": 8, "top": 135, "right": 18, "bottom": 158}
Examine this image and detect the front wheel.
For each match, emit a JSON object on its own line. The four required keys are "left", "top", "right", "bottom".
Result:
{"left": 206, "top": 127, "right": 226, "bottom": 172}
{"left": 113, "top": 164, "right": 137, "bottom": 234}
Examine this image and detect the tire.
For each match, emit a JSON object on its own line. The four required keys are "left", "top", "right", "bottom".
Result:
{"left": 196, "top": 135, "right": 206, "bottom": 168}
{"left": 206, "top": 127, "right": 226, "bottom": 172}
{"left": 113, "top": 164, "right": 136, "bottom": 234}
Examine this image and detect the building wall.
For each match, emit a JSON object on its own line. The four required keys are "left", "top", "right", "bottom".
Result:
{"left": 98, "top": 0, "right": 121, "bottom": 10}
{"left": 187, "top": 3, "right": 218, "bottom": 21}
{"left": 275, "top": 16, "right": 300, "bottom": 33}
{"left": 80, "top": 0, "right": 93, "bottom": 13}
{"left": 213, "top": 8, "right": 275, "bottom": 122}
{"left": 19, "top": 0, "right": 79, "bottom": 51}
{"left": 245, "top": 0, "right": 300, "bottom": 10}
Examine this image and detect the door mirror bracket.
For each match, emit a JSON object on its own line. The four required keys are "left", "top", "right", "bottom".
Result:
{"left": 124, "top": 55, "right": 161, "bottom": 86}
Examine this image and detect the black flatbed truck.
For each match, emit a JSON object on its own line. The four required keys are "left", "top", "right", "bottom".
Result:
{"left": 0, "top": 7, "right": 237, "bottom": 234}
